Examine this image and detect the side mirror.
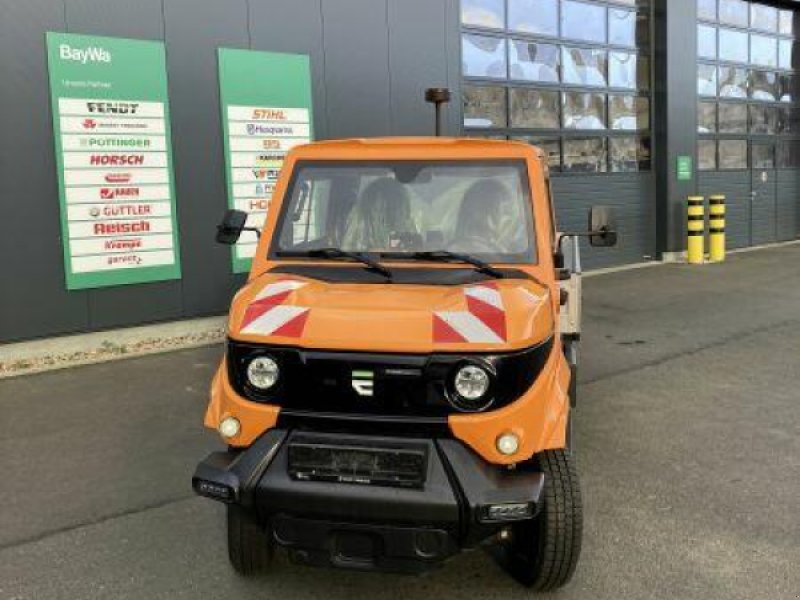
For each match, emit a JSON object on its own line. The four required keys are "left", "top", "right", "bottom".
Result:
{"left": 216, "top": 209, "right": 248, "bottom": 245}
{"left": 588, "top": 206, "right": 618, "bottom": 248}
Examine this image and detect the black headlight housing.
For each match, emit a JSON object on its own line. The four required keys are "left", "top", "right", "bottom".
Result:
{"left": 226, "top": 336, "right": 553, "bottom": 418}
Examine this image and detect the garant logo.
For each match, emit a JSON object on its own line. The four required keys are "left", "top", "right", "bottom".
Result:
{"left": 82, "top": 119, "right": 97, "bottom": 129}
{"left": 104, "top": 173, "right": 132, "bottom": 184}
{"left": 351, "top": 370, "right": 374, "bottom": 397}
{"left": 100, "top": 187, "right": 140, "bottom": 199}
{"left": 59, "top": 43, "right": 111, "bottom": 64}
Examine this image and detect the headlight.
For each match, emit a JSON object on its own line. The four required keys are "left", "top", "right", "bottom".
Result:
{"left": 451, "top": 364, "right": 492, "bottom": 410}
{"left": 246, "top": 356, "right": 279, "bottom": 390}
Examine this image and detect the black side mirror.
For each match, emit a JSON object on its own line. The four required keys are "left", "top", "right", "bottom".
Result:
{"left": 588, "top": 206, "right": 618, "bottom": 247}
{"left": 216, "top": 209, "right": 248, "bottom": 245}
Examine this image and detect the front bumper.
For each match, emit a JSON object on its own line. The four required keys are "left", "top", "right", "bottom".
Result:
{"left": 193, "top": 429, "right": 544, "bottom": 574}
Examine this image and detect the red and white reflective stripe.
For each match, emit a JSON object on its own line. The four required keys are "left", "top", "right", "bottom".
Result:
{"left": 433, "top": 283, "right": 507, "bottom": 344}
{"left": 240, "top": 280, "right": 309, "bottom": 337}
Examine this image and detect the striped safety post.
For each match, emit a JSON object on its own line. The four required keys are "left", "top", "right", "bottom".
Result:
{"left": 687, "top": 196, "right": 705, "bottom": 265}
{"left": 708, "top": 195, "right": 726, "bottom": 262}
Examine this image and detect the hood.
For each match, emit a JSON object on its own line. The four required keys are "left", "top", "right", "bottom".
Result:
{"left": 228, "top": 273, "right": 553, "bottom": 353}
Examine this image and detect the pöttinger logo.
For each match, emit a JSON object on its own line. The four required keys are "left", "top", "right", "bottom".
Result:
{"left": 351, "top": 370, "right": 374, "bottom": 397}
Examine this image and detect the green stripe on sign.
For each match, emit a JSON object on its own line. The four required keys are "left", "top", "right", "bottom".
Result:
{"left": 352, "top": 370, "right": 374, "bottom": 379}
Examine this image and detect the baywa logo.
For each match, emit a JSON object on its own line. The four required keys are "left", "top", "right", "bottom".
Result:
{"left": 59, "top": 43, "right": 111, "bottom": 64}
{"left": 351, "top": 370, "right": 374, "bottom": 397}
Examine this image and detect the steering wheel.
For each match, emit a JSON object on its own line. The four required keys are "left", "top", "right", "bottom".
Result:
{"left": 449, "top": 235, "right": 504, "bottom": 254}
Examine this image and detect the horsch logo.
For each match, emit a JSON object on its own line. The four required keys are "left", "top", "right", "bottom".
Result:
{"left": 59, "top": 43, "right": 111, "bottom": 64}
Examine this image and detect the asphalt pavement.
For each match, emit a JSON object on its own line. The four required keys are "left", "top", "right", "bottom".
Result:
{"left": 1, "top": 244, "right": 799, "bottom": 600}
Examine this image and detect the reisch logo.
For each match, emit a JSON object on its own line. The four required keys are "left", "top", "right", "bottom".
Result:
{"left": 351, "top": 370, "right": 374, "bottom": 397}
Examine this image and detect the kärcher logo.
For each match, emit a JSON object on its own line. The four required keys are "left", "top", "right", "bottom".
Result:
{"left": 59, "top": 43, "right": 111, "bottom": 64}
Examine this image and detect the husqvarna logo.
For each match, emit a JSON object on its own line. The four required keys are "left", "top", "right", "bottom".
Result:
{"left": 351, "top": 370, "right": 374, "bottom": 397}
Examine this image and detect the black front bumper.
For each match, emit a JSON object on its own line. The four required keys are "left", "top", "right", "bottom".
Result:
{"left": 193, "top": 429, "right": 544, "bottom": 574}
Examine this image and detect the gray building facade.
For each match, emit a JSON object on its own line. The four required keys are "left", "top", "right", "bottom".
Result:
{"left": 0, "top": 0, "right": 798, "bottom": 342}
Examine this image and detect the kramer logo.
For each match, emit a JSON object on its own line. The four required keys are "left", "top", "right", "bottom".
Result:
{"left": 351, "top": 370, "right": 374, "bottom": 397}
{"left": 59, "top": 43, "right": 111, "bottom": 64}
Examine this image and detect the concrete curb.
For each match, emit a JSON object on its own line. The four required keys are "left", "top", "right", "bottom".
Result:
{"left": 0, "top": 316, "right": 226, "bottom": 380}
{"left": 2, "top": 240, "right": 797, "bottom": 380}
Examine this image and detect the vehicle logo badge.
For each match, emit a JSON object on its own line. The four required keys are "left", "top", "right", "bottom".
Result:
{"left": 351, "top": 370, "right": 374, "bottom": 397}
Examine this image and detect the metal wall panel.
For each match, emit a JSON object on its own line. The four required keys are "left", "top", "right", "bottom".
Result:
{"left": 551, "top": 173, "right": 656, "bottom": 270}
{"left": 249, "top": 0, "right": 329, "bottom": 140}
{"left": 776, "top": 170, "right": 800, "bottom": 241}
{"left": 64, "top": 0, "right": 164, "bottom": 39}
{"left": 698, "top": 172, "right": 752, "bottom": 249}
{"left": 163, "top": 0, "right": 250, "bottom": 316}
{"left": 0, "top": 0, "right": 90, "bottom": 342}
{"left": 321, "top": 0, "right": 392, "bottom": 138}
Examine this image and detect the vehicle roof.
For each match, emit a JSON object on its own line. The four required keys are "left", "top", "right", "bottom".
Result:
{"left": 288, "top": 136, "right": 545, "bottom": 161}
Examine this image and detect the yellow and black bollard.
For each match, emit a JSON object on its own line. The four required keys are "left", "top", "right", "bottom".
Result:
{"left": 687, "top": 196, "right": 705, "bottom": 264}
{"left": 708, "top": 195, "right": 726, "bottom": 262}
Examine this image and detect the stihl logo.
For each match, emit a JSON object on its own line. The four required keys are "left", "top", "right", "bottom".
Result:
{"left": 59, "top": 44, "right": 111, "bottom": 64}
{"left": 351, "top": 371, "right": 374, "bottom": 397}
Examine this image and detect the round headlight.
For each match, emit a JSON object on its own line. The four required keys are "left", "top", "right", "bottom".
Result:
{"left": 246, "top": 356, "right": 279, "bottom": 390}
{"left": 453, "top": 364, "right": 491, "bottom": 402}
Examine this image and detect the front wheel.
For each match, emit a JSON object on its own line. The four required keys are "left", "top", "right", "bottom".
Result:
{"left": 508, "top": 449, "right": 583, "bottom": 591}
{"left": 227, "top": 505, "right": 274, "bottom": 575}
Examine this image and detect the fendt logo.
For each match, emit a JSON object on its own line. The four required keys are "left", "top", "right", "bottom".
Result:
{"left": 87, "top": 102, "right": 139, "bottom": 115}
{"left": 59, "top": 43, "right": 111, "bottom": 64}
{"left": 351, "top": 370, "right": 374, "bottom": 397}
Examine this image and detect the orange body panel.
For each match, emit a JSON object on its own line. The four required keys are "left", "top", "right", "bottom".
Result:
{"left": 204, "top": 137, "right": 570, "bottom": 464}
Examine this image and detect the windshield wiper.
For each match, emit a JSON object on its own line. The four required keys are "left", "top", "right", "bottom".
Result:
{"left": 278, "top": 247, "right": 393, "bottom": 281}
{"left": 410, "top": 250, "right": 504, "bottom": 279}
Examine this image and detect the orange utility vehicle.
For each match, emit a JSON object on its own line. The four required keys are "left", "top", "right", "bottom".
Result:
{"left": 193, "top": 133, "right": 616, "bottom": 591}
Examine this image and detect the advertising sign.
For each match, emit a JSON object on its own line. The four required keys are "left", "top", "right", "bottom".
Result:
{"left": 46, "top": 32, "right": 180, "bottom": 289}
{"left": 218, "top": 48, "right": 313, "bottom": 273}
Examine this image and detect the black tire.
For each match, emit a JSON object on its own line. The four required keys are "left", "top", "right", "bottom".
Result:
{"left": 508, "top": 449, "right": 583, "bottom": 592}
{"left": 227, "top": 505, "right": 274, "bottom": 575}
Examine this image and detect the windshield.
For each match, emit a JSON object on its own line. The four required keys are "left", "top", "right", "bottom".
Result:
{"left": 272, "top": 161, "right": 536, "bottom": 264}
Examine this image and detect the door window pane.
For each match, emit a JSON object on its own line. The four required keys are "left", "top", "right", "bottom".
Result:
{"left": 699, "top": 25, "right": 717, "bottom": 59}
{"left": 510, "top": 88, "right": 560, "bottom": 128}
{"left": 509, "top": 41, "right": 559, "bottom": 82}
{"left": 609, "top": 51, "right": 642, "bottom": 89}
{"left": 508, "top": 0, "right": 558, "bottom": 36}
{"left": 698, "top": 0, "right": 717, "bottom": 22}
{"left": 750, "top": 4, "right": 777, "bottom": 33}
{"left": 752, "top": 143, "right": 774, "bottom": 169}
{"left": 561, "top": 1, "right": 607, "bottom": 43}
{"left": 610, "top": 136, "right": 650, "bottom": 172}
{"left": 719, "top": 29, "right": 749, "bottom": 63}
{"left": 609, "top": 9, "right": 648, "bottom": 47}
{"left": 699, "top": 139, "right": 717, "bottom": 170}
{"left": 718, "top": 139, "right": 748, "bottom": 169}
{"left": 750, "top": 70, "right": 779, "bottom": 101}
{"left": 718, "top": 102, "right": 748, "bottom": 132}
{"left": 749, "top": 104, "right": 777, "bottom": 134}
{"left": 513, "top": 136, "right": 561, "bottom": 170}
{"left": 778, "top": 141, "right": 800, "bottom": 168}
{"left": 751, "top": 35, "right": 777, "bottom": 67}
{"left": 563, "top": 138, "right": 608, "bottom": 172}
{"left": 777, "top": 106, "right": 800, "bottom": 133}
{"left": 698, "top": 64, "right": 718, "bottom": 96}
{"left": 562, "top": 47, "right": 608, "bottom": 87}
{"left": 463, "top": 34, "right": 507, "bottom": 78}
{"left": 719, "top": 0, "right": 749, "bottom": 28}
{"left": 461, "top": 0, "right": 504, "bottom": 28}
{"left": 699, "top": 101, "right": 717, "bottom": 133}
{"left": 563, "top": 92, "right": 607, "bottom": 129}
{"left": 779, "top": 73, "right": 796, "bottom": 102}
{"left": 719, "top": 66, "right": 748, "bottom": 98}
{"left": 463, "top": 85, "right": 507, "bottom": 128}
{"left": 609, "top": 95, "right": 649, "bottom": 130}
{"left": 779, "top": 39, "right": 794, "bottom": 71}
{"left": 779, "top": 10, "right": 794, "bottom": 36}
